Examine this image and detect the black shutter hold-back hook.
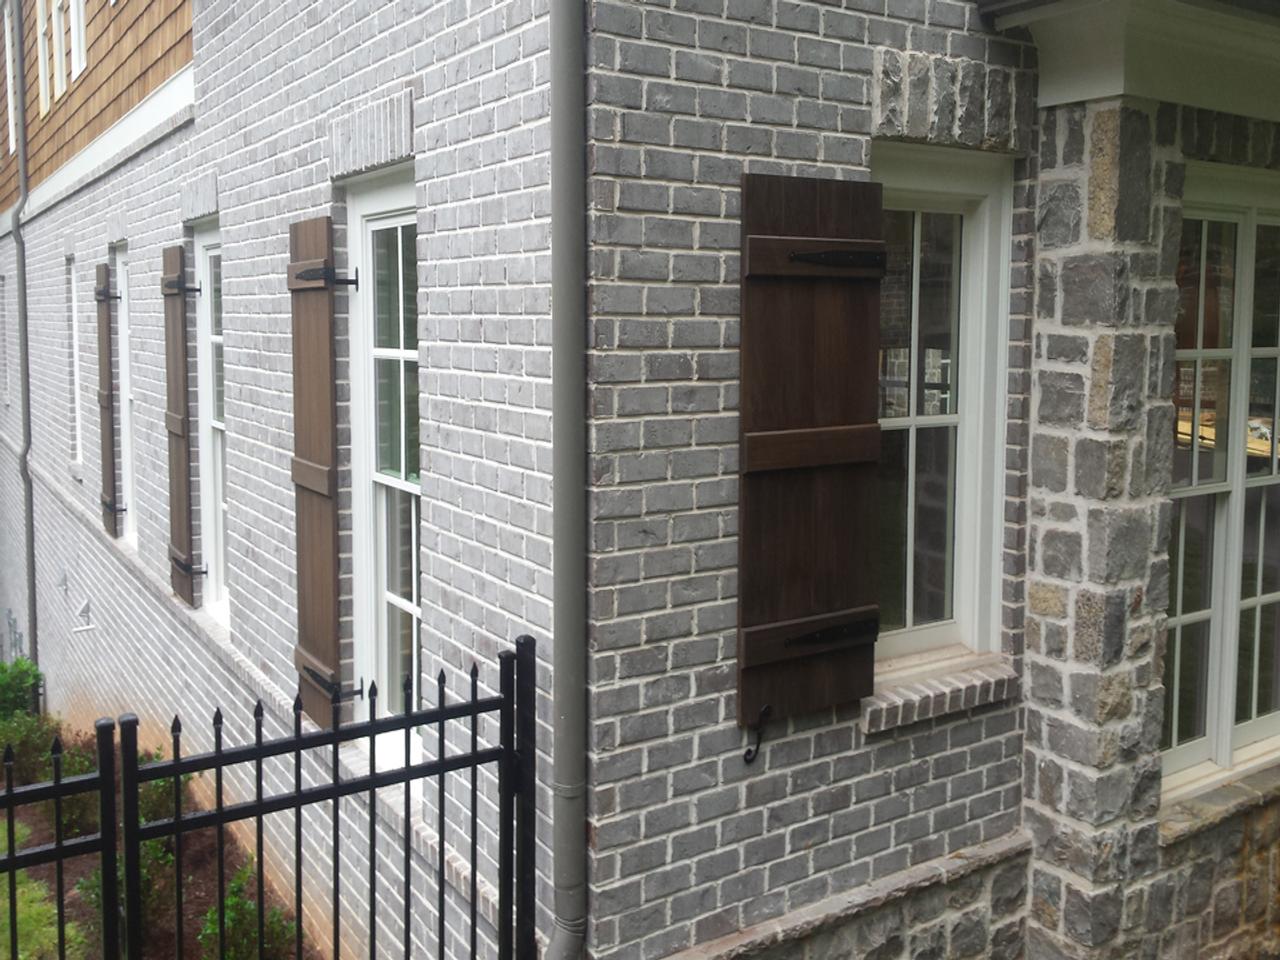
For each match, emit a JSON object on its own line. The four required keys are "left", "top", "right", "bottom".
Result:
{"left": 743, "top": 704, "right": 771, "bottom": 765}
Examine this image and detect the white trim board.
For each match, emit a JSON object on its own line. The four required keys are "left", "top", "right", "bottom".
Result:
{"left": 25, "top": 64, "right": 194, "bottom": 221}
{"left": 1000, "top": 0, "right": 1280, "bottom": 123}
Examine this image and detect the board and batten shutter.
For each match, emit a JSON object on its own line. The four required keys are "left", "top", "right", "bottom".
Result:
{"left": 162, "top": 245, "right": 196, "bottom": 605}
{"left": 95, "top": 263, "right": 120, "bottom": 538}
{"left": 737, "top": 174, "right": 887, "bottom": 727}
{"left": 288, "top": 216, "right": 341, "bottom": 725}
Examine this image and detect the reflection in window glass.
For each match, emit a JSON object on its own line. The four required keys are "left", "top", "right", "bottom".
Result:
{"left": 1162, "top": 494, "right": 1216, "bottom": 751}
{"left": 877, "top": 209, "right": 963, "bottom": 636}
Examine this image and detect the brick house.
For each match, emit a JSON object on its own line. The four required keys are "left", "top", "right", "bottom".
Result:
{"left": 1, "top": 0, "right": 1279, "bottom": 956}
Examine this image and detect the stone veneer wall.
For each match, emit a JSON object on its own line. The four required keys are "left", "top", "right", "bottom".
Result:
{"left": 1026, "top": 98, "right": 1280, "bottom": 958}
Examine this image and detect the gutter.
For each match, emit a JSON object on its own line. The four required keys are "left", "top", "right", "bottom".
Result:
{"left": 546, "top": 0, "right": 587, "bottom": 954}
{"left": 11, "top": 0, "right": 36, "bottom": 675}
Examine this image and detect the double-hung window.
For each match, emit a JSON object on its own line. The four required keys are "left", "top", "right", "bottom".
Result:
{"left": 870, "top": 144, "right": 1012, "bottom": 663}
{"left": 5, "top": 5, "right": 16, "bottom": 154}
{"left": 1163, "top": 164, "right": 1280, "bottom": 785}
{"left": 349, "top": 176, "right": 421, "bottom": 718}
{"left": 195, "top": 227, "right": 228, "bottom": 619}
{"left": 50, "top": 0, "right": 65, "bottom": 99}
{"left": 35, "top": 0, "right": 48, "bottom": 114}
{"left": 115, "top": 247, "right": 136, "bottom": 545}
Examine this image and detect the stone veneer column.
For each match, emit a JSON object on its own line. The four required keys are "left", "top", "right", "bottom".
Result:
{"left": 1023, "top": 98, "right": 1182, "bottom": 959}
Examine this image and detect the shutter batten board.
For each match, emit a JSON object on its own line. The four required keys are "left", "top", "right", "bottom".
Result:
{"left": 96, "top": 262, "right": 119, "bottom": 539}
{"left": 289, "top": 216, "right": 341, "bottom": 725}
{"left": 162, "top": 245, "right": 196, "bottom": 605}
{"left": 737, "top": 174, "right": 886, "bottom": 726}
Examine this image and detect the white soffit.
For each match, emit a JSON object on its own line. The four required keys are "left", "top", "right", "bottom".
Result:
{"left": 997, "top": 0, "right": 1280, "bottom": 122}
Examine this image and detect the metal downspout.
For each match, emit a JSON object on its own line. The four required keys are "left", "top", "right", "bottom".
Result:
{"left": 547, "top": 0, "right": 587, "bottom": 955}
{"left": 12, "top": 0, "right": 35, "bottom": 673}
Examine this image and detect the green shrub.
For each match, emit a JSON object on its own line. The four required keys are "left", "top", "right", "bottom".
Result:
{"left": 77, "top": 838, "right": 174, "bottom": 945}
{"left": 0, "top": 823, "right": 87, "bottom": 959}
{"left": 198, "top": 861, "right": 295, "bottom": 960}
{"left": 0, "top": 659, "right": 41, "bottom": 720}
{"left": 137, "top": 746, "right": 189, "bottom": 826}
{"left": 52, "top": 740, "right": 99, "bottom": 838}
{"left": 0, "top": 712, "right": 60, "bottom": 785}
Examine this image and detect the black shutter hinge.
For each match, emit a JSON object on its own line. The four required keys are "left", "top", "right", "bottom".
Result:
{"left": 295, "top": 265, "right": 358, "bottom": 289}
{"left": 100, "top": 497, "right": 126, "bottom": 515}
{"left": 162, "top": 277, "right": 201, "bottom": 295}
{"left": 743, "top": 704, "right": 771, "bottom": 765}
{"left": 94, "top": 286, "right": 121, "bottom": 303}
{"left": 302, "top": 666, "right": 364, "bottom": 702}
{"left": 170, "top": 556, "right": 208, "bottom": 578}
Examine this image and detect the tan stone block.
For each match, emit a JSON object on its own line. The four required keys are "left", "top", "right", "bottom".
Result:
{"left": 1089, "top": 107, "right": 1121, "bottom": 241}
{"left": 1029, "top": 582, "right": 1069, "bottom": 619}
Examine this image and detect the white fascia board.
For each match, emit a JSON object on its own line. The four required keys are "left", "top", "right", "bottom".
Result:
{"left": 1006, "top": 0, "right": 1280, "bottom": 122}
{"left": 27, "top": 64, "right": 194, "bottom": 217}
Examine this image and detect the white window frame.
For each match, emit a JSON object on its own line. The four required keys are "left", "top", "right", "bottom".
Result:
{"left": 194, "top": 224, "right": 228, "bottom": 622}
{"left": 68, "top": 0, "right": 84, "bottom": 79}
{"left": 1163, "top": 162, "right": 1280, "bottom": 791}
{"left": 347, "top": 171, "right": 420, "bottom": 726}
{"left": 35, "top": 0, "right": 48, "bottom": 115}
{"left": 50, "top": 0, "right": 65, "bottom": 99}
{"left": 869, "top": 143, "right": 1013, "bottom": 662}
{"left": 69, "top": 256, "right": 82, "bottom": 466}
{"left": 4, "top": 6, "right": 16, "bottom": 154}
{"left": 114, "top": 246, "right": 136, "bottom": 546}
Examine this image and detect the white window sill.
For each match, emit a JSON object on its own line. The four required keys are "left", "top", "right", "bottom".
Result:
{"left": 860, "top": 644, "right": 1020, "bottom": 735}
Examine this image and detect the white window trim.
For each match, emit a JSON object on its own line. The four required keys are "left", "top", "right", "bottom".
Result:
{"left": 68, "top": 0, "right": 84, "bottom": 79}
{"left": 115, "top": 246, "right": 136, "bottom": 546}
{"left": 51, "top": 0, "right": 65, "bottom": 99}
{"left": 1162, "top": 161, "right": 1280, "bottom": 785}
{"left": 4, "top": 7, "right": 16, "bottom": 154}
{"left": 194, "top": 224, "right": 228, "bottom": 622}
{"left": 347, "top": 171, "right": 419, "bottom": 728}
{"left": 870, "top": 143, "right": 1013, "bottom": 661}
{"left": 35, "top": 0, "right": 49, "bottom": 115}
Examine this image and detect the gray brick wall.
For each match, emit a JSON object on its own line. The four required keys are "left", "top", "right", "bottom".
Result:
{"left": 583, "top": 1, "right": 1036, "bottom": 956}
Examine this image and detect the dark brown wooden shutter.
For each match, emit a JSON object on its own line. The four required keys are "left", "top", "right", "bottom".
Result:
{"left": 95, "top": 263, "right": 119, "bottom": 538}
{"left": 162, "top": 246, "right": 196, "bottom": 604}
{"left": 737, "top": 174, "right": 886, "bottom": 727}
{"left": 288, "top": 216, "right": 341, "bottom": 725}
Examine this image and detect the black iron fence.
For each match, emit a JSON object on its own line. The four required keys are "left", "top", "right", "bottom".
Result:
{"left": 0, "top": 636, "right": 537, "bottom": 960}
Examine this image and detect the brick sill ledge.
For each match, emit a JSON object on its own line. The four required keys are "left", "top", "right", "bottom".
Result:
{"left": 661, "top": 832, "right": 1031, "bottom": 960}
{"left": 860, "top": 646, "right": 1021, "bottom": 735}
{"left": 1159, "top": 761, "right": 1280, "bottom": 847}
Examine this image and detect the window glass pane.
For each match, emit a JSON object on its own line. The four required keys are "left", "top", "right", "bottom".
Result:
{"left": 1264, "top": 484, "right": 1280, "bottom": 597}
{"left": 213, "top": 342, "right": 224, "bottom": 423}
{"left": 1242, "top": 487, "right": 1262, "bottom": 600}
{"left": 375, "top": 358, "right": 402, "bottom": 476}
{"left": 876, "top": 429, "right": 907, "bottom": 632}
{"left": 1247, "top": 359, "right": 1276, "bottom": 478}
{"left": 1202, "top": 221, "right": 1236, "bottom": 350}
{"left": 384, "top": 487, "right": 416, "bottom": 603}
{"left": 404, "top": 361, "right": 419, "bottom": 482}
{"left": 374, "top": 226, "right": 400, "bottom": 350}
{"left": 1254, "top": 225, "right": 1280, "bottom": 349}
{"left": 1175, "top": 219, "right": 1202, "bottom": 352}
{"left": 913, "top": 426, "right": 955, "bottom": 626}
{"left": 1179, "top": 494, "right": 1215, "bottom": 616}
{"left": 1173, "top": 360, "right": 1195, "bottom": 488}
{"left": 401, "top": 223, "right": 416, "bottom": 347}
{"left": 879, "top": 211, "right": 913, "bottom": 419}
{"left": 1176, "top": 620, "right": 1210, "bottom": 745}
{"left": 1197, "top": 360, "right": 1231, "bottom": 484}
{"left": 1260, "top": 602, "right": 1280, "bottom": 719}
{"left": 916, "top": 213, "right": 961, "bottom": 417}
{"left": 1169, "top": 499, "right": 1183, "bottom": 612}
{"left": 383, "top": 603, "right": 416, "bottom": 715}
{"left": 210, "top": 255, "right": 222, "bottom": 338}
{"left": 1237, "top": 608, "right": 1257, "bottom": 724}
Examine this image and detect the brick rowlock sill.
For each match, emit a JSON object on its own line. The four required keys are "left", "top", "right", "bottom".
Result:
{"left": 860, "top": 648, "right": 1022, "bottom": 736}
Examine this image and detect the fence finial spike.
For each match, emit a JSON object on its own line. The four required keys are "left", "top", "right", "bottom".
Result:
{"left": 367, "top": 680, "right": 378, "bottom": 700}
{"left": 2, "top": 745, "right": 12, "bottom": 765}
{"left": 213, "top": 707, "right": 223, "bottom": 727}
{"left": 471, "top": 662, "right": 479, "bottom": 679}
{"left": 254, "top": 700, "right": 264, "bottom": 720}
{"left": 293, "top": 692, "right": 304, "bottom": 714}
{"left": 50, "top": 735, "right": 62, "bottom": 756}
{"left": 171, "top": 715, "right": 182, "bottom": 735}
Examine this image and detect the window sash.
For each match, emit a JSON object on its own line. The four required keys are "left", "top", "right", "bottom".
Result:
{"left": 195, "top": 234, "right": 228, "bottom": 618}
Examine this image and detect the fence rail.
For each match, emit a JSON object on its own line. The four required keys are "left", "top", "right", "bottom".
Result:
{"left": 0, "top": 636, "right": 536, "bottom": 960}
